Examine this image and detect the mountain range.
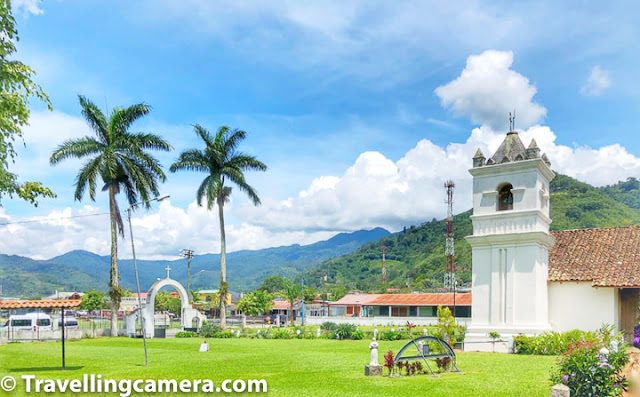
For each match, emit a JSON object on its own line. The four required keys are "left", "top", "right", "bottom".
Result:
{"left": 300, "top": 175, "right": 640, "bottom": 291}
{"left": 0, "top": 227, "right": 390, "bottom": 297}
{"left": 2, "top": 174, "right": 640, "bottom": 298}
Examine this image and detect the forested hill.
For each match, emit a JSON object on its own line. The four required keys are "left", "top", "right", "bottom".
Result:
{"left": 302, "top": 174, "right": 640, "bottom": 292}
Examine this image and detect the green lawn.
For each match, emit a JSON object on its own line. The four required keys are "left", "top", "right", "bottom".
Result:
{"left": 0, "top": 338, "right": 556, "bottom": 396}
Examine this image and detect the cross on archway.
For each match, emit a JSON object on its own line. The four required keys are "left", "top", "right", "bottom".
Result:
{"left": 165, "top": 265, "right": 171, "bottom": 279}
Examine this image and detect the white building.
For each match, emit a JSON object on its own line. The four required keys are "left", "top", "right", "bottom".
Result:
{"left": 465, "top": 130, "right": 639, "bottom": 352}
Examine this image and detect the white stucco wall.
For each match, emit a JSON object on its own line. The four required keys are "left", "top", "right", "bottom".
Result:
{"left": 548, "top": 282, "right": 619, "bottom": 332}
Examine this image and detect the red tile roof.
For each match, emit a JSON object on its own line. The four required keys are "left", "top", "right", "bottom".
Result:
{"left": 549, "top": 226, "right": 640, "bottom": 287}
{"left": 330, "top": 294, "right": 381, "bottom": 306}
{"left": 331, "top": 293, "right": 471, "bottom": 307}
{"left": 0, "top": 299, "right": 82, "bottom": 309}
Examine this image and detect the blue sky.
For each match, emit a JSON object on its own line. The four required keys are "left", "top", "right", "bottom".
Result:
{"left": 2, "top": 0, "right": 640, "bottom": 259}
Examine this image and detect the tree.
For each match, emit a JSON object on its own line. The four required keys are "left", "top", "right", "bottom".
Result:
{"left": 258, "top": 276, "right": 288, "bottom": 293}
{"left": 0, "top": 0, "right": 55, "bottom": 206}
{"left": 236, "top": 290, "right": 273, "bottom": 316}
{"left": 79, "top": 290, "right": 105, "bottom": 311}
{"left": 50, "top": 96, "right": 171, "bottom": 336}
{"left": 155, "top": 291, "right": 181, "bottom": 316}
{"left": 276, "top": 278, "right": 301, "bottom": 326}
{"left": 303, "top": 287, "right": 316, "bottom": 303}
{"left": 170, "top": 125, "right": 266, "bottom": 329}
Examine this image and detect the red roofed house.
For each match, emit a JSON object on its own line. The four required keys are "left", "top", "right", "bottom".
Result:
{"left": 329, "top": 292, "right": 471, "bottom": 320}
{"left": 465, "top": 130, "right": 640, "bottom": 351}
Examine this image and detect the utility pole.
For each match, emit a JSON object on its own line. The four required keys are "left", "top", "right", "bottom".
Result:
{"left": 444, "top": 181, "right": 456, "bottom": 317}
{"left": 180, "top": 249, "right": 195, "bottom": 296}
{"left": 300, "top": 279, "right": 305, "bottom": 326}
{"left": 381, "top": 245, "right": 387, "bottom": 285}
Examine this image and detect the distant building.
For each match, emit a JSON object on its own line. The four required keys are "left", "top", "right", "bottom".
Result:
{"left": 42, "top": 291, "right": 84, "bottom": 300}
{"left": 329, "top": 293, "right": 471, "bottom": 319}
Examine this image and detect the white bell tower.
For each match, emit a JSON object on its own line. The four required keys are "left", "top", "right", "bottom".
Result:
{"left": 465, "top": 131, "right": 555, "bottom": 352}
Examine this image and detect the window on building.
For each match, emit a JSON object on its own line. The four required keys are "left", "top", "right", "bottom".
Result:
{"left": 379, "top": 306, "right": 389, "bottom": 316}
{"left": 409, "top": 306, "right": 418, "bottom": 317}
{"left": 498, "top": 183, "right": 514, "bottom": 211}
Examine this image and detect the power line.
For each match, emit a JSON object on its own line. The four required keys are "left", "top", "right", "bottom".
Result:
{"left": 0, "top": 212, "right": 110, "bottom": 226}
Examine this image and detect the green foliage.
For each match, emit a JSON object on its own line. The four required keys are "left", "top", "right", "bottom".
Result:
{"left": 258, "top": 276, "right": 288, "bottom": 293}
{"left": 0, "top": 0, "right": 53, "bottom": 206}
{"left": 351, "top": 330, "right": 365, "bottom": 340}
{"left": 176, "top": 331, "right": 196, "bottom": 338}
{"left": 199, "top": 321, "right": 221, "bottom": 338}
{"left": 514, "top": 326, "right": 616, "bottom": 356}
{"left": 154, "top": 291, "right": 181, "bottom": 315}
{"left": 550, "top": 328, "right": 628, "bottom": 397}
{"left": 79, "top": 289, "right": 105, "bottom": 311}
{"left": 236, "top": 290, "right": 273, "bottom": 316}
{"left": 334, "top": 323, "right": 357, "bottom": 340}
{"left": 600, "top": 177, "right": 640, "bottom": 209}
{"left": 273, "top": 329, "right": 292, "bottom": 339}
{"left": 382, "top": 330, "right": 405, "bottom": 341}
{"left": 488, "top": 331, "right": 501, "bottom": 341}
{"left": 433, "top": 306, "right": 457, "bottom": 344}
{"left": 302, "top": 174, "right": 640, "bottom": 291}
{"left": 321, "top": 322, "right": 338, "bottom": 332}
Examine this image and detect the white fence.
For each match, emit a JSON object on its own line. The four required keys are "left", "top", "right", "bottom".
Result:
{"left": 301, "top": 316, "right": 471, "bottom": 327}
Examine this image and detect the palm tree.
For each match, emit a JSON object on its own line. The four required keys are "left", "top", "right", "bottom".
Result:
{"left": 50, "top": 95, "right": 171, "bottom": 336}
{"left": 276, "top": 278, "right": 301, "bottom": 326}
{"left": 170, "top": 125, "right": 266, "bottom": 329}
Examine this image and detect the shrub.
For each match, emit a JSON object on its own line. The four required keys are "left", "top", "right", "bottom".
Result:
{"left": 335, "top": 324, "right": 357, "bottom": 340}
{"left": 433, "top": 306, "right": 457, "bottom": 345}
{"left": 199, "top": 322, "right": 221, "bottom": 338}
{"left": 514, "top": 328, "right": 603, "bottom": 355}
{"left": 435, "top": 357, "right": 451, "bottom": 372}
{"left": 273, "top": 329, "right": 292, "bottom": 339}
{"left": 383, "top": 350, "right": 395, "bottom": 376}
{"left": 551, "top": 338, "right": 629, "bottom": 397}
{"left": 326, "top": 332, "right": 337, "bottom": 340}
{"left": 321, "top": 322, "right": 338, "bottom": 332}
{"left": 212, "top": 330, "right": 233, "bottom": 338}
{"left": 176, "top": 331, "right": 196, "bottom": 338}
{"left": 351, "top": 330, "right": 365, "bottom": 340}
{"left": 382, "top": 330, "right": 404, "bottom": 341}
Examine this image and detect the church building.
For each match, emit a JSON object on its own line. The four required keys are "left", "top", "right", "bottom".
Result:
{"left": 465, "top": 130, "right": 640, "bottom": 352}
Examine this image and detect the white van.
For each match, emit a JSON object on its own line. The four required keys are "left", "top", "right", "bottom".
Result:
{"left": 2, "top": 313, "right": 52, "bottom": 332}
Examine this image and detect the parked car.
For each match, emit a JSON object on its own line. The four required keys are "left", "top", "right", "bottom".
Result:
{"left": 1, "top": 313, "right": 52, "bottom": 332}
{"left": 57, "top": 316, "right": 79, "bottom": 330}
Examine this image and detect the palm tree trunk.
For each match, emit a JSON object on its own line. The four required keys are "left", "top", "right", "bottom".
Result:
{"left": 217, "top": 196, "right": 227, "bottom": 329}
{"left": 108, "top": 185, "right": 120, "bottom": 337}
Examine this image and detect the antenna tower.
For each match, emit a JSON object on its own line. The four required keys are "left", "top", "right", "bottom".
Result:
{"left": 444, "top": 181, "right": 456, "bottom": 290}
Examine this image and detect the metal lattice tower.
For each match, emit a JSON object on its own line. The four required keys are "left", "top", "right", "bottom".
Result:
{"left": 381, "top": 245, "right": 387, "bottom": 284}
{"left": 444, "top": 181, "right": 456, "bottom": 290}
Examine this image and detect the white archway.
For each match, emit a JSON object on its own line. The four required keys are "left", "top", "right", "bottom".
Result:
{"left": 126, "top": 276, "right": 205, "bottom": 338}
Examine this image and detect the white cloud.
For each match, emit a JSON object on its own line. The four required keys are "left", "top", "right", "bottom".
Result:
{"left": 0, "top": 200, "right": 337, "bottom": 260}
{"left": 237, "top": 124, "right": 640, "bottom": 234}
{"left": 580, "top": 66, "right": 611, "bottom": 96}
{"left": 12, "top": 0, "right": 43, "bottom": 15}
{"left": 435, "top": 50, "right": 546, "bottom": 130}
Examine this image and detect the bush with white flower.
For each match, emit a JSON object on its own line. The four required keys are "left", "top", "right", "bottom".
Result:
{"left": 551, "top": 326, "right": 629, "bottom": 397}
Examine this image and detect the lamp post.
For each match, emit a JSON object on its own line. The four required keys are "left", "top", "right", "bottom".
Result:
{"left": 180, "top": 249, "right": 195, "bottom": 296}
{"left": 126, "top": 194, "right": 169, "bottom": 367}
{"left": 300, "top": 279, "right": 305, "bottom": 327}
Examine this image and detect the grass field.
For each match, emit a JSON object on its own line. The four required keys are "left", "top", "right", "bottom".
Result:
{"left": 0, "top": 338, "right": 556, "bottom": 396}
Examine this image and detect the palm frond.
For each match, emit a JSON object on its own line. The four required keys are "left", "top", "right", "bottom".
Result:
{"left": 109, "top": 103, "right": 151, "bottom": 137}
{"left": 223, "top": 128, "right": 247, "bottom": 153}
{"left": 73, "top": 155, "right": 103, "bottom": 201}
{"left": 50, "top": 137, "right": 105, "bottom": 165}
{"left": 78, "top": 95, "right": 109, "bottom": 143}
